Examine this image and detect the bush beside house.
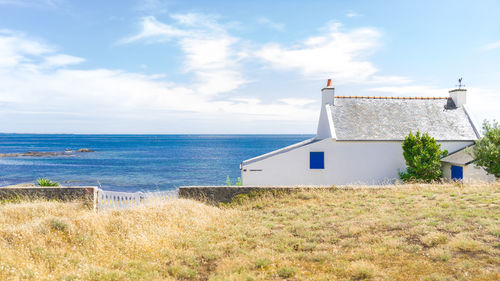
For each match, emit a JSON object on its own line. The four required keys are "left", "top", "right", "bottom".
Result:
{"left": 473, "top": 120, "right": 500, "bottom": 178}
{"left": 399, "top": 131, "right": 448, "bottom": 182}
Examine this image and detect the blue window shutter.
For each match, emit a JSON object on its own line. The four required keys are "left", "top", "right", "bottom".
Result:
{"left": 451, "top": 165, "right": 463, "bottom": 181}
{"left": 310, "top": 152, "right": 324, "bottom": 169}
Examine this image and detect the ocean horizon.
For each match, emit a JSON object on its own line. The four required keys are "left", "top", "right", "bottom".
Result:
{"left": 0, "top": 134, "right": 312, "bottom": 192}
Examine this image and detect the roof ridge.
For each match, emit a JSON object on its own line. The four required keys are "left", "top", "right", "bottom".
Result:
{"left": 335, "top": 96, "right": 449, "bottom": 100}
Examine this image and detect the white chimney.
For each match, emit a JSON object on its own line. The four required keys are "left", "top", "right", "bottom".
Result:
{"left": 316, "top": 79, "right": 335, "bottom": 139}
{"left": 321, "top": 78, "right": 335, "bottom": 105}
{"left": 449, "top": 88, "right": 466, "bottom": 107}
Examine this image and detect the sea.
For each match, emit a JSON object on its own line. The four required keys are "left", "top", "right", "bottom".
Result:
{"left": 0, "top": 134, "right": 312, "bottom": 192}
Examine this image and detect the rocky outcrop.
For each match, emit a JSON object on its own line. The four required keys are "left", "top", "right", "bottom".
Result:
{"left": 0, "top": 149, "right": 95, "bottom": 158}
{"left": 76, "top": 148, "right": 94, "bottom": 152}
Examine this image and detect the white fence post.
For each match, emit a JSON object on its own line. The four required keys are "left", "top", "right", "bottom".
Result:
{"left": 97, "top": 189, "right": 177, "bottom": 211}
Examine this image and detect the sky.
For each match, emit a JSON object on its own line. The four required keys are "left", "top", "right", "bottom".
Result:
{"left": 0, "top": 0, "right": 499, "bottom": 134}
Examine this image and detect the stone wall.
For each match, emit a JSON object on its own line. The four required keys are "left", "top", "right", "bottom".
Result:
{"left": 0, "top": 186, "right": 98, "bottom": 209}
{"left": 178, "top": 186, "right": 334, "bottom": 203}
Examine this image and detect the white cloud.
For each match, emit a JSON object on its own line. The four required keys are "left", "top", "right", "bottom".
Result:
{"left": 3, "top": 15, "right": 495, "bottom": 133}
{"left": 257, "top": 17, "right": 285, "bottom": 31}
{"left": 465, "top": 87, "right": 500, "bottom": 123}
{"left": 0, "top": 29, "right": 318, "bottom": 133}
{"left": 119, "top": 16, "right": 187, "bottom": 44}
{"left": 180, "top": 37, "right": 237, "bottom": 71}
{"left": 482, "top": 40, "right": 500, "bottom": 51}
{"left": 121, "top": 14, "right": 247, "bottom": 95}
{"left": 42, "top": 54, "right": 85, "bottom": 68}
{"left": 255, "top": 23, "right": 381, "bottom": 82}
{"left": 0, "top": 30, "right": 54, "bottom": 68}
{"left": 279, "top": 98, "right": 316, "bottom": 106}
{"left": 0, "top": 0, "right": 62, "bottom": 8}
{"left": 0, "top": 30, "right": 84, "bottom": 72}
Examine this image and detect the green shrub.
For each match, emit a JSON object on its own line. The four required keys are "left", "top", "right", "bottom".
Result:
{"left": 226, "top": 176, "right": 243, "bottom": 186}
{"left": 277, "top": 266, "right": 296, "bottom": 278}
{"left": 399, "top": 131, "right": 448, "bottom": 182}
{"left": 452, "top": 239, "right": 483, "bottom": 253}
{"left": 472, "top": 120, "right": 499, "bottom": 178}
{"left": 421, "top": 232, "right": 448, "bottom": 247}
{"left": 349, "top": 261, "right": 375, "bottom": 280}
{"left": 37, "top": 178, "right": 60, "bottom": 186}
{"left": 48, "top": 218, "right": 68, "bottom": 233}
{"left": 254, "top": 258, "right": 271, "bottom": 269}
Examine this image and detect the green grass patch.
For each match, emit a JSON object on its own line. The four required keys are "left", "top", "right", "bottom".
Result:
{"left": 36, "top": 178, "right": 60, "bottom": 187}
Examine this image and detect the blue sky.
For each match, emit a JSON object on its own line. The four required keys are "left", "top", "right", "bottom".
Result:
{"left": 0, "top": 0, "right": 499, "bottom": 133}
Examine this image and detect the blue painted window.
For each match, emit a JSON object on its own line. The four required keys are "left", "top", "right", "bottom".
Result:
{"left": 310, "top": 152, "right": 324, "bottom": 169}
{"left": 451, "top": 165, "right": 463, "bottom": 181}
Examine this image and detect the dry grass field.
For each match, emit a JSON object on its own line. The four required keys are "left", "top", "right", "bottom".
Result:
{"left": 0, "top": 183, "right": 499, "bottom": 280}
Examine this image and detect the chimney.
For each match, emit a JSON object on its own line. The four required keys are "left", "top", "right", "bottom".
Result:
{"left": 449, "top": 88, "right": 466, "bottom": 107}
{"left": 321, "top": 79, "right": 335, "bottom": 106}
{"left": 316, "top": 79, "right": 335, "bottom": 139}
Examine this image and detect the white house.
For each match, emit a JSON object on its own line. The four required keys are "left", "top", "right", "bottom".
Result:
{"left": 241, "top": 79, "right": 490, "bottom": 185}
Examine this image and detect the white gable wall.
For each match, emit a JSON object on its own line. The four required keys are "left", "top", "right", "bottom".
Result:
{"left": 316, "top": 104, "right": 335, "bottom": 139}
{"left": 241, "top": 140, "right": 474, "bottom": 186}
{"left": 316, "top": 86, "right": 335, "bottom": 139}
{"left": 463, "top": 164, "right": 496, "bottom": 182}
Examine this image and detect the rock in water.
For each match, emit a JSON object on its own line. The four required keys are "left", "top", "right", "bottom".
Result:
{"left": 77, "top": 148, "right": 94, "bottom": 152}
{"left": 0, "top": 149, "right": 94, "bottom": 157}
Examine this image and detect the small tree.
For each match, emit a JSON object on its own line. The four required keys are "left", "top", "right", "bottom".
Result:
{"left": 399, "top": 131, "right": 448, "bottom": 182}
{"left": 472, "top": 120, "right": 499, "bottom": 178}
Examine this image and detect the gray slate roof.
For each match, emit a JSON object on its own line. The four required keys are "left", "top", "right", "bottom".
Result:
{"left": 330, "top": 98, "right": 479, "bottom": 141}
{"left": 441, "top": 145, "right": 475, "bottom": 165}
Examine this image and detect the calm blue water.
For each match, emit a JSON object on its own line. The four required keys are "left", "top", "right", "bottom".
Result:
{"left": 0, "top": 134, "right": 312, "bottom": 191}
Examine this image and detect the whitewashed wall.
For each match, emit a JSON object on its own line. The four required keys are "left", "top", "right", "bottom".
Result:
{"left": 464, "top": 164, "right": 496, "bottom": 182}
{"left": 442, "top": 162, "right": 453, "bottom": 180}
{"left": 241, "top": 139, "right": 473, "bottom": 186}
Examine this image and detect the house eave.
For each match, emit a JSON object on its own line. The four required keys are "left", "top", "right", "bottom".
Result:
{"left": 241, "top": 137, "right": 319, "bottom": 166}
{"left": 462, "top": 104, "right": 482, "bottom": 139}
{"left": 332, "top": 139, "right": 477, "bottom": 142}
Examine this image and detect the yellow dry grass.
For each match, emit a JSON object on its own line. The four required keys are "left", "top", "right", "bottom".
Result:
{"left": 0, "top": 182, "right": 499, "bottom": 280}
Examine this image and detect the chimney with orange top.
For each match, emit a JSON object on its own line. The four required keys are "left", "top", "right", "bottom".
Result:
{"left": 326, "top": 79, "right": 333, "bottom": 87}
{"left": 321, "top": 78, "right": 335, "bottom": 106}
